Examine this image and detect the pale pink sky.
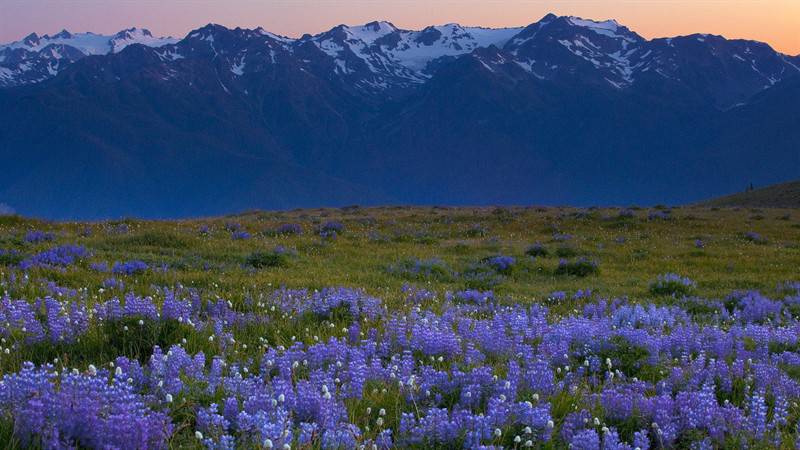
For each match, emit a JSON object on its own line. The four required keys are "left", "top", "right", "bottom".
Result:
{"left": 2, "top": 0, "right": 798, "bottom": 55}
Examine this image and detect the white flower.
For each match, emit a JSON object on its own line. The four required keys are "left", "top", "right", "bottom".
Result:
{"left": 263, "top": 439, "right": 273, "bottom": 448}
{"left": 195, "top": 431, "right": 203, "bottom": 440}
{"left": 165, "top": 394, "right": 173, "bottom": 403}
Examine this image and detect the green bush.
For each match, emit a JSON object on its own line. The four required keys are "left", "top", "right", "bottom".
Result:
{"left": 555, "top": 258, "right": 598, "bottom": 277}
{"left": 525, "top": 243, "right": 548, "bottom": 257}
{"left": 387, "top": 258, "right": 453, "bottom": 282}
{"left": 246, "top": 251, "right": 289, "bottom": 269}
{"left": 461, "top": 265, "right": 505, "bottom": 290}
{"left": 555, "top": 245, "right": 579, "bottom": 258}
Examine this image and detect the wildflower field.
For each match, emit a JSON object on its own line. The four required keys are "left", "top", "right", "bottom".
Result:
{"left": 1, "top": 205, "right": 799, "bottom": 449}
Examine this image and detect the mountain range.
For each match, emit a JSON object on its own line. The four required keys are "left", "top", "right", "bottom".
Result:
{"left": 1, "top": 14, "right": 798, "bottom": 219}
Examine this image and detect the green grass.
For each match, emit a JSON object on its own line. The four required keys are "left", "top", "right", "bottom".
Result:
{"left": 2, "top": 205, "right": 798, "bottom": 304}
{"left": 698, "top": 180, "right": 800, "bottom": 209}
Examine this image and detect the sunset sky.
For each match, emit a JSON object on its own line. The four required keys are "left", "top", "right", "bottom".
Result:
{"left": 2, "top": 0, "right": 798, "bottom": 55}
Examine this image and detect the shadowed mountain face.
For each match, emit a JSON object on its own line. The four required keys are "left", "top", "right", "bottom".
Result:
{"left": 0, "top": 15, "right": 798, "bottom": 219}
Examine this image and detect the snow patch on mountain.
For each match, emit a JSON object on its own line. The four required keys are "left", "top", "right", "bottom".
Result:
{"left": 110, "top": 28, "right": 178, "bottom": 53}
{"left": 2, "top": 15, "right": 799, "bottom": 101}
{"left": 1, "top": 28, "right": 175, "bottom": 55}
{"left": 383, "top": 24, "right": 523, "bottom": 71}
{"left": 304, "top": 21, "right": 523, "bottom": 88}
{"left": 567, "top": 17, "right": 636, "bottom": 42}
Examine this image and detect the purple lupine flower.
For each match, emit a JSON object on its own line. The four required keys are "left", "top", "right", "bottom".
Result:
{"left": 0, "top": 362, "right": 173, "bottom": 449}
{"left": 484, "top": 255, "right": 515, "bottom": 273}
{"left": 650, "top": 273, "right": 696, "bottom": 296}
{"left": 571, "top": 429, "right": 601, "bottom": 450}
{"left": 648, "top": 209, "right": 672, "bottom": 220}
{"left": 231, "top": 230, "right": 251, "bottom": 240}
{"left": 450, "top": 290, "right": 494, "bottom": 305}
{"left": 102, "top": 277, "right": 125, "bottom": 290}
{"left": 90, "top": 261, "right": 110, "bottom": 272}
{"left": 23, "top": 230, "right": 54, "bottom": 243}
{"left": 320, "top": 221, "right": 344, "bottom": 234}
{"left": 744, "top": 231, "right": 767, "bottom": 243}
{"left": 548, "top": 291, "right": 568, "bottom": 303}
{"left": 19, "top": 245, "right": 89, "bottom": 270}
{"left": 112, "top": 260, "right": 148, "bottom": 275}
{"left": 275, "top": 223, "right": 303, "bottom": 235}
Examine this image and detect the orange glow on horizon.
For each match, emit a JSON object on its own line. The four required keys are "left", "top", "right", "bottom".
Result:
{"left": 2, "top": 0, "right": 798, "bottom": 55}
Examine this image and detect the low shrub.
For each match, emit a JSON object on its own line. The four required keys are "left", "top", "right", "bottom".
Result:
{"left": 525, "top": 243, "right": 548, "bottom": 257}
{"left": 388, "top": 258, "right": 452, "bottom": 281}
{"left": 246, "top": 251, "right": 289, "bottom": 269}
{"left": 555, "top": 258, "right": 598, "bottom": 277}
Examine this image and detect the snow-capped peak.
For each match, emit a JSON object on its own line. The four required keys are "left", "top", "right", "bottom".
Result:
{"left": 255, "top": 27, "right": 295, "bottom": 44}
{"left": 3, "top": 16, "right": 797, "bottom": 99}
{"left": 0, "top": 28, "right": 176, "bottom": 55}
{"left": 568, "top": 16, "right": 620, "bottom": 32}
{"left": 2, "top": 31, "right": 112, "bottom": 55}
{"left": 0, "top": 28, "right": 178, "bottom": 88}
{"left": 564, "top": 16, "right": 638, "bottom": 43}
{"left": 22, "top": 33, "right": 40, "bottom": 47}
{"left": 346, "top": 21, "right": 398, "bottom": 44}
{"left": 52, "top": 29, "right": 73, "bottom": 39}
{"left": 110, "top": 28, "right": 177, "bottom": 53}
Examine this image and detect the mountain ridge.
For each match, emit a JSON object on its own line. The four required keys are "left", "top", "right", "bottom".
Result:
{"left": 0, "top": 14, "right": 798, "bottom": 219}
{"left": 3, "top": 15, "right": 798, "bottom": 101}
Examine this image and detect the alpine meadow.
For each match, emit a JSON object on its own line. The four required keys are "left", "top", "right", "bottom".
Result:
{"left": 1, "top": 2, "right": 799, "bottom": 450}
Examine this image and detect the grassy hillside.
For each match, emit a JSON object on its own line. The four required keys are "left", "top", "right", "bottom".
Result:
{"left": 699, "top": 180, "right": 800, "bottom": 208}
{"left": 1, "top": 206, "right": 800, "bottom": 449}
{"left": 2, "top": 206, "right": 798, "bottom": 302}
